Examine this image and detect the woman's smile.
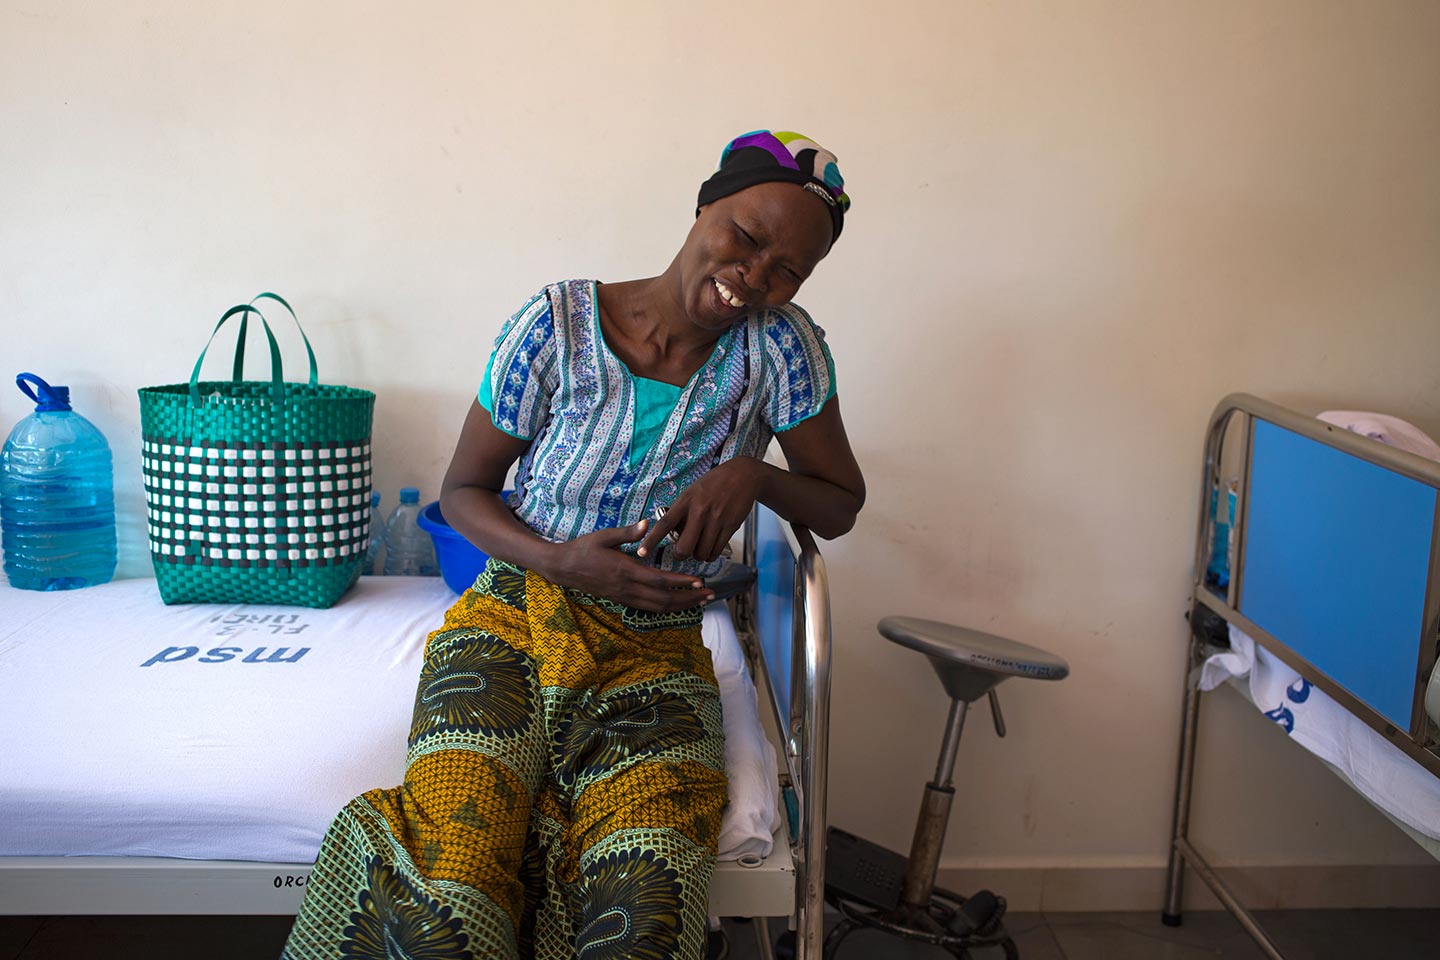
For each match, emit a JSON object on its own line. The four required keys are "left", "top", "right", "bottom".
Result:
{"left": 707, "top": 276, "right": 750, "bottom": 321}
{"left": 713, "top": 277, "right": 747, "bottom": 309}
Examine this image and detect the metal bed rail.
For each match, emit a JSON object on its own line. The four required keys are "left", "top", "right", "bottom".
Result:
{"left": 737, "top": 505, "right": 833, "bottom": 960}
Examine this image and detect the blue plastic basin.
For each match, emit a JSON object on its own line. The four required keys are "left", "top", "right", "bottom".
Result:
{"left": 417, "top": 500, "right": 490, "bottom": 594}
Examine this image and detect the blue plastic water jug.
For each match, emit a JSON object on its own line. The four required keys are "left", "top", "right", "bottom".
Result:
{"left": 0, "top": 373, "right": 117, "bottom": 590}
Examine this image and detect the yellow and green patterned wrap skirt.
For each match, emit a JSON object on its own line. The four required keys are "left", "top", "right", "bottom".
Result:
{"left": 283, "top": 560, "right": 728, "bottom": 960}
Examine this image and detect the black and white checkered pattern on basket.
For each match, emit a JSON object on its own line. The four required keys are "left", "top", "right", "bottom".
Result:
{"left": 141, "top": 438, "right": 373, "bottom": 569}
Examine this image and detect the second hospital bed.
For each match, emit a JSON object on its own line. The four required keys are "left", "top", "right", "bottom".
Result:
{"left": 1163, "top": 394, "right": 1440, "bottom": 959}
{"left": 0, "top": 504, "right": 834, "bottom": 959}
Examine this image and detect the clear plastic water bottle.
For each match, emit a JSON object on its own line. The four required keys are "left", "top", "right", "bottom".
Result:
{"left": 364, "top": 491, "right": 384, "bottom": 574}
{"left": 1, "top": 373, "right": 117, "bottom": 591}
{"left": 383, "top": 487, "right": 437, "bottom": 576}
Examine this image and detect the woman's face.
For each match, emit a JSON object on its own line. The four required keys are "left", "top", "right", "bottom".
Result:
{"left": 679, "top": 181, "right": 835, "bottom": 332}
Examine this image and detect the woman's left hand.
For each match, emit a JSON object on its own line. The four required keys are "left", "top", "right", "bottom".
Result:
{"left": 638, "top": 458, "right": 762, "bottom": 564}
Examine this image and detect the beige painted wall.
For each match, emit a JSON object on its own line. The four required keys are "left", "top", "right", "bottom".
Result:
{"left": 4, "top": 0, "right": 1439, "bottom": 889}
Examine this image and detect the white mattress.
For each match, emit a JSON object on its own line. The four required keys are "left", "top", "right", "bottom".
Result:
{"left": 1200, "top": 624, "right": 1440, "bottom": 851}
{"left": 0, "top": 576, "right": 778, "bottom": 864}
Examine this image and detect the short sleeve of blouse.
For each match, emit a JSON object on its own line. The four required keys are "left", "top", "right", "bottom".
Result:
{"left": 477, "top": 290, "right": 559, "bottom": 440}
{"left": 761, "top": 303, "right": 838, "bottom": 432}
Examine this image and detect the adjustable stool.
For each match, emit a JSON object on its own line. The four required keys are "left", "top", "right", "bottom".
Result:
{"left": 822, "top": 617, "right": 1069, "bottom": 959}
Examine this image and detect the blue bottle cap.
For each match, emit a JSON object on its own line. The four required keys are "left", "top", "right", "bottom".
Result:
{"left": 371, "top": 491, "right": 381, "bottom": 506}
{"left": 399, "top": 487, "right": 420, "bottom": 504}
{"left": 16, "top": 373, "right": 72, "bottom": 412}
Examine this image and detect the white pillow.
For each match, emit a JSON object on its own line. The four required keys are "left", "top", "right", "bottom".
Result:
{"left": 701, "top": 603, "right": 782, "bottom": 861}
{"left": 1317, "top": 410, "right": 1440, "bottom": 461}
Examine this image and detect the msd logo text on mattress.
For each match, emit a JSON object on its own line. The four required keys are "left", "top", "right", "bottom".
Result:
{"left": 140, "top": 611, "right": 315, "bottom": 665}
{"left": 141, "top": 645, "right": 311, "bottom": 666}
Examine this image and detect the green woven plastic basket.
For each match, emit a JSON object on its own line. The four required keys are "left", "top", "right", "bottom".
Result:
{"left": 138, "top": 294, "right": 375, "bottom": 607}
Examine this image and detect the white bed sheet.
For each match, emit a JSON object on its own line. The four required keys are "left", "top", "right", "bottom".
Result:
{"left": 0, "top": 576, "right": 777, "bottom": 864}
{"left": 1199, "top": 624, "right": 1440, "bottom": 845}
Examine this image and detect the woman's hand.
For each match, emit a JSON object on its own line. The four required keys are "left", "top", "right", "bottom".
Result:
{"left": 638, "top": 400, "right": 865, "bottom": 556}
{"left": 638, "top": 458, "right": 763, "bottom": 563}
{"left": 549, "top": 520, "right": 715, "bottom": 612}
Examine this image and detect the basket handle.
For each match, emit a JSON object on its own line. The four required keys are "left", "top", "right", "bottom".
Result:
{"left": 230, "top": 292, "right": 319, "bottom": 389}
{"left": 188, "top": 304, "right": 285, "bottom": 407}
{"left": 187, "top": 294, "right": 321, "bottom": 408}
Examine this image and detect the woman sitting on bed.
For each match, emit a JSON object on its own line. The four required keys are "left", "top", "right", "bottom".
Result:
{"left": 284, "top": 130, "right": 866, "bottom": 960}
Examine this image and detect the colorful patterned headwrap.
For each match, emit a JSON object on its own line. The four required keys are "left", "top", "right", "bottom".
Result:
{"left": 697, "top": 130, "right": 850, "bottom": 243}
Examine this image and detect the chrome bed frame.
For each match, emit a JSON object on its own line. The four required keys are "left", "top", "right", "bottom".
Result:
{"left": 0, "top": 504, "right": 834, "bottom": 960}
{"left": 1163, "top": 394, "right": 1440, "bottom": 959}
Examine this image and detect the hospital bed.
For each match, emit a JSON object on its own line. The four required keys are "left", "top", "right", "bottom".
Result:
{"left": 1163, "top": 394, "right": 1440, "bottom": 960}
{"left": 0, "top": 503, "right": 833, "bottom": 960}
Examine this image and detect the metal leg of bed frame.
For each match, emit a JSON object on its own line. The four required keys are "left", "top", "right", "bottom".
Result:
{"left": 1162, "top": 663, "right": 1203, "bottom": 926}
{"left": 753, "top": 916, "right": 778, "bottom": 960}
{"left": 1174, "top": 838, "right": 1287, "bottom": 960}
{"left": 1161, "top": 647, "right": 1288, "bottom": 960}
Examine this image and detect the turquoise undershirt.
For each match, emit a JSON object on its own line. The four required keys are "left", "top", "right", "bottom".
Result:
{"left": 478, "top": 351, "right": 684, "bottom": 471}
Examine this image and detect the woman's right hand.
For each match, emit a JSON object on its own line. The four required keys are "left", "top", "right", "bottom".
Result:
{"left": 548, "top": 520, "right": 715, "bottom": 613}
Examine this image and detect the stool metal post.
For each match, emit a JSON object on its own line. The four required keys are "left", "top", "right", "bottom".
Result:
{"left": 934, "top": 698, "right": 969, "bottom": 786}
{"left": 900, "top": 697, "right": 969, "bottom": 914}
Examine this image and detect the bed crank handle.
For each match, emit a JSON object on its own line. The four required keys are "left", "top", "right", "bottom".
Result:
{"left": 988, "top": 688, "right": 1006, "bottom": 738}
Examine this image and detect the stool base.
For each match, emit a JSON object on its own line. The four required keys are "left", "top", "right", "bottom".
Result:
{"left": 816, "top": 827, "right": 1018, "bottom": 959}
{"left": 820, "top": 888, "right": 1018, "bottom": 959}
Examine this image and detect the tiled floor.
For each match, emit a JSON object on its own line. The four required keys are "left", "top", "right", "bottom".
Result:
{"left": 1, "top": 910, "right": 1436, "bottom": 959}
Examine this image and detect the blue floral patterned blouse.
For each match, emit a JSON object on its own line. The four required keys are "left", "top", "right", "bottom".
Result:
{"left": 479, "top": 279, "right": 836, "bottom": 577}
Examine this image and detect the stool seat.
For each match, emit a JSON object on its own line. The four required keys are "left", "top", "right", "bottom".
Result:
{"left": 879, "top": 616, "right": 1070, "bottom": 703}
